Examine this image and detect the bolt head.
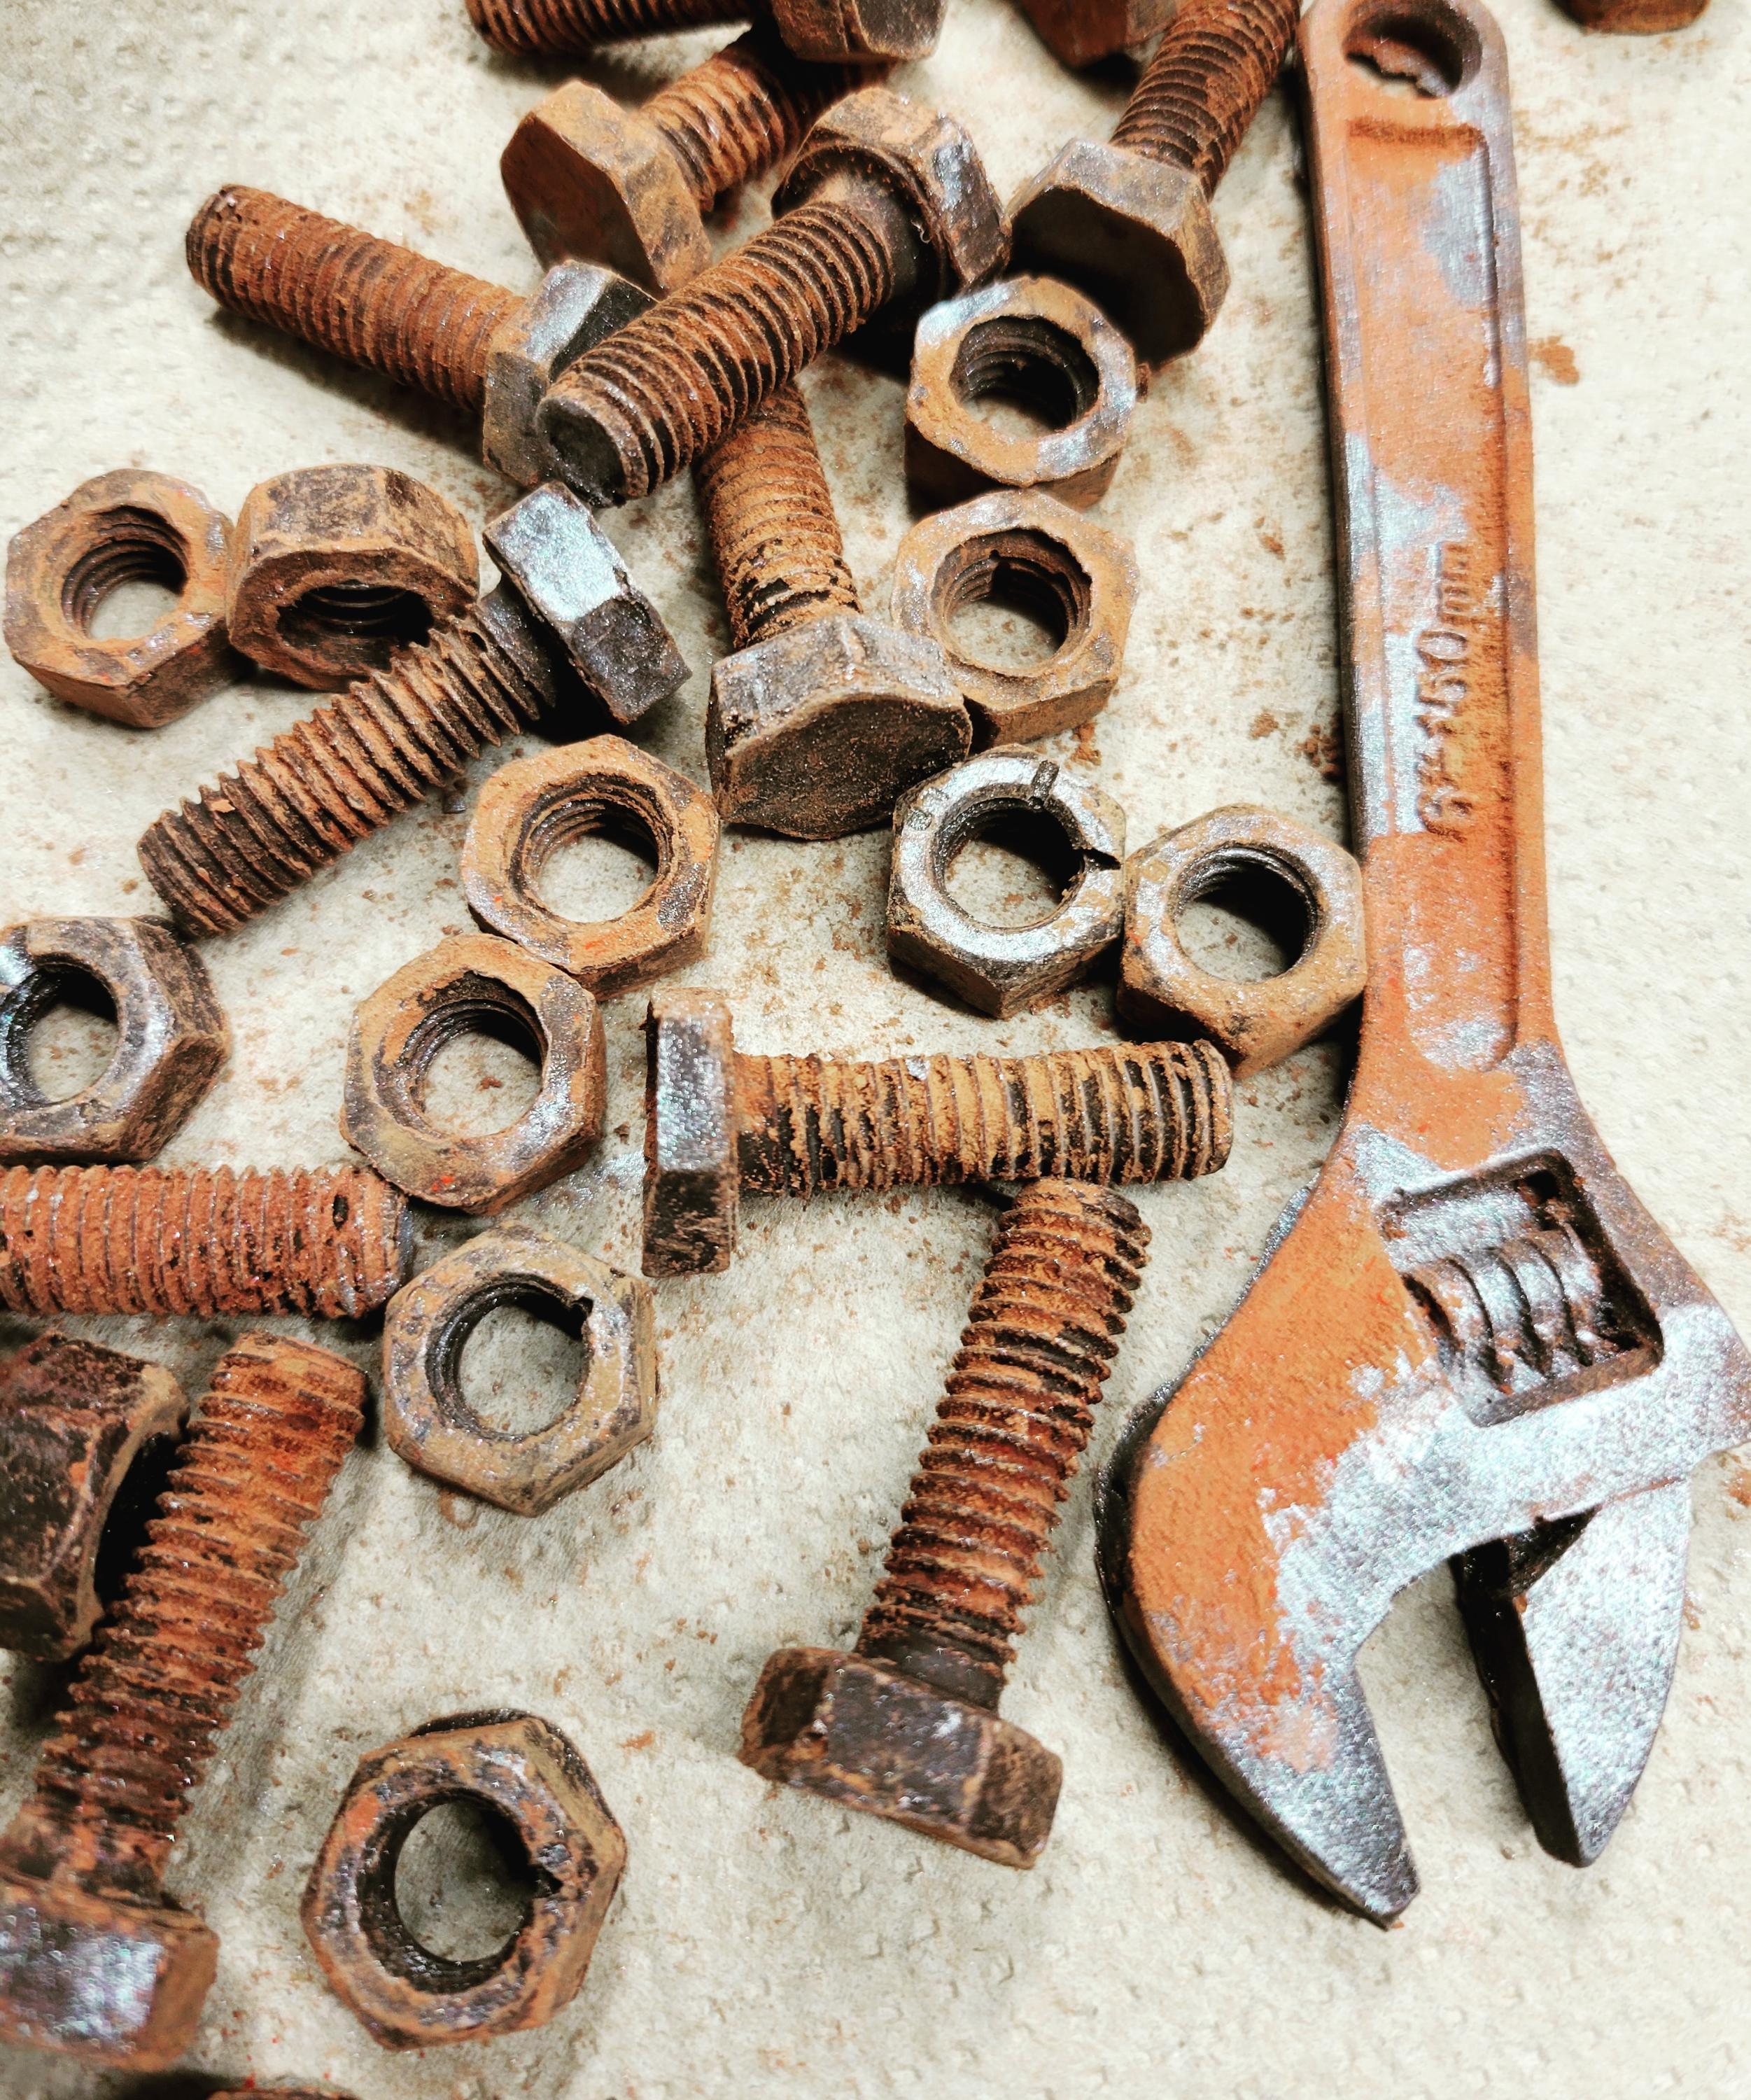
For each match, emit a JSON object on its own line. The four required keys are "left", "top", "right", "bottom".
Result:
{"left": 483, "top": 263, "right": 654, "bottom": 487}
{"left": 642, "top": 987, "right": 738, "bottom": 1280}
{"left": 767, "top": 0, "right": 945, "bottom": 59}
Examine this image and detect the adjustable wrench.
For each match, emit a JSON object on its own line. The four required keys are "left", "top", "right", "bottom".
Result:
{"left": 1102, "top": 0, "right": 1751, "bottom": 1921}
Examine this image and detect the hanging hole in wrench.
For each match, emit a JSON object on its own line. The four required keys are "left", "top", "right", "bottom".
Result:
{"left": 1174, "top": 851, "right": 1314, "bottom": 983}
{"left": 1343, "top": 0, "right": 1479, "bottom": 95}
{"left": 945, "top": 808, "right": 1085, "bottom": 930}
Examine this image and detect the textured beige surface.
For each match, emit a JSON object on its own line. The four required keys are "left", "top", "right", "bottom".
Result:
{"left": 2, "top": 1, "right": 1750, "bottom": 2093}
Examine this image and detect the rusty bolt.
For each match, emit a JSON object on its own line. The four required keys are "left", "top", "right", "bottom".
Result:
{"left": 1012, "top": 0, "right": 1179, "bottom": 66}
{"left": 0, "top": 1336, "right": 188, "bottom": 1662}
{"left": 302, "top": 1708, "right": 626, "bottom": 2050}
{"left": 4, "top": 470, "right": 236, "bottom": 729}
{"left": 0, "top": 1163, "right": 413, "bottom": 1318}
{"left": 226, "top": 464, "right": 478, "bottom": 690}
{"left": 642, "top": 985, "right": 1230, "bottom": 1275}
{"left": 537, "top": 88, "right": 1008, "bottom": 505}
{"left": 1554, "top": 0, "right": 1706, "bottom": 24}
{"left": 0, "top": 1335, "right": 364, "bottom": 2070}
{"left": 1010, "top": 0, "right": 1300, "bottom": 366}
{"left": 384, "top": 1226, "right": 656, "bottom": 1515}
{"left": 466, "top": 0, "right": 943, "bottom": 63}
{"left": 0, "top": 917, "right": 229, "bottom": 1166}
{"left": 740, "top": 1178, "right": 1148, "bottom": 1865}
{"left": 137, "top": 479, "right": 687, "bottom": 938}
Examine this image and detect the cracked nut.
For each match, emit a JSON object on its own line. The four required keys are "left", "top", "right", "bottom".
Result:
{"left": 906, "top": 276, "right": 1139, "bottom": 511}
{"left": 226, "top": 464, "right": 477, "bottom": 689}
{"left": 340, "top": 934, "right": 605, "bottom": 1214}
{"left": 302, "top": 1708, "right": 626, "bottom": 2050}
{"left": 887, "top": 748, "right": 1126, "bottom": 1016}
{"left": 4, "top": 470, "right": 234, "bottom": 727}
{"left": 462, "top": 736, "right": 719, "bottom": 997}
{"left": 0, "top": 917, "right": 229, "bottom": 1165}
{"left": 889, "top": 491, "right": 1137, "bottom": 745}
{"left": 1117, "top": 804, "right": 1367, "bottom": 1075}
{"left": 384, "top": 1225, "right": 656, "bottom": 1516}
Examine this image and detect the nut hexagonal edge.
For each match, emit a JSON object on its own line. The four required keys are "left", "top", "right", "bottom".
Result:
{"left": 642, "top": 988, "right": 738, "bottom": 1280}
{"left": 483, "top": 262, "right": 654, "bottom": 487}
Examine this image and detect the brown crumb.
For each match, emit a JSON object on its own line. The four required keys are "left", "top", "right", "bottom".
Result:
{"left": 1300, "top": 724, "right": 1343, "bottom": 781}
{"left": 1725, "top": 1457, "right": 1751, "bottom": 1508}
{"left": 1070, "top": 720, "right": 1102, "bottom": 766}
{"left": 1530, "top": 337, "right": 1580, "bottom": 386}
{"left": 621, "top": 1730, "right": 656, "bottom": 1752}
{"left": 1250, "top": 709, "right": 1279, "bottom": 739}
{"left": 437, "top": 1490, "right": 479, "bottom": 1530}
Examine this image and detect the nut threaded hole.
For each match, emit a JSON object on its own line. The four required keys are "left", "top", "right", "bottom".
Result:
{"left": 358, "top": 1789, "right": 550, "bottom": 1990}
{"left": 936, "top": 533, "right": 1090, "bottom": 674}
{"left": 280, "top": 581, "right": 435, "bottom": 652}
{"left": 1174, "top": 848, "right": 1317, "bottom": 982}
{"left": 0, "top": 962, "right": 121, "bottom": 1107}
{"left": 61, "top": 510, "right": 190, "bottom": 639}
{"left": 950, "top": 316, "right": 1101, "bottom": 438}
{"left": 402, "top": 984, "right": 547, "bottom": 1138}
{"left": 519, "top": 792, "right": 661, "bottom": 925}
{"left": 435, "top": 1275, "right": 591, "bottom": 1439}
{"left": 943, "top": 808, "right": 1083, "bottom": 929}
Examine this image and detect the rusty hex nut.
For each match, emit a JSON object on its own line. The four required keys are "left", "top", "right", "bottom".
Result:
{"left": 1010, "top": 138, "right": 1227, "bottom": 370}
{"left": 0, "top": 1334, "right": 187, "bottom": 1660}
{"left": 340, "top": 934, "right": 606, "bottom": 1214}
{"left": 0, "top": 917, "right": 229, "bottom": 1165}
{"left": 889, "top": 491, "right": 1137, "bottom": 745}
{"left": 500, "top": 83, "right": 712, "bottom": 293}
{"left": 1117, "top": 804, "right": 1367, "bottom": 1075}
{"left": 887, "top": 748, "right": 1125, "bottom": 1016}
{"left": 707, "top": 612, "right": 972, "bottom": 839}
{"left": 383, "top": 1226, "right": 656, "bottom": 1516}
{"left": 225, "top": 465, "right": 478, "bottom": 690}
{"left": 1012, "top": 0, "right": 1179, "bottom": 64}
{"left": 302, "top": 1708, "right": 626, "bottom": 2050}
{"left": 740, "top": 1648, "right": 1062, "bottom": 1868}
{"left": 3, "top": 469, "right": 234, "bottom": 728}
{"left": 642, "top": 987, "right": 738, "bottom": 1280}
{"left": 484, "top": 263, "right": 654, "bottom": 487}
{"left": 768, "top": 0, "right": 945, "bottom": 60}
{"left": 906, "top": 276, "right": 1139, "bottom": 511}
{"left": 461, "top": 735, "right": 719, "bottom": 997}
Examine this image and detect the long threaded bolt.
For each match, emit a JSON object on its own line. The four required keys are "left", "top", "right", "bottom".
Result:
{"left": 1111, "top": 0, "right": 1300, "bottom": 195}
{"left": 642, "top": 986, "right": 1229, "bottom": 1275}
{"left": 467, "top": 0, "right": 741, "bottom": 58}
{"left": 740, "top": 1180, "right": 1149, "bottom": 1867}
{"left": 0, "top": 1163, "right": 413, "bottom": 1317}
{"left": 0, "top": 1336, "right": 365, "bottom": 2068}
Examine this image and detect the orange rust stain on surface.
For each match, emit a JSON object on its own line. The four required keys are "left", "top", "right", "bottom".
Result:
{"left": 1529, "top": 337, "right": 1580, "bottom": 385}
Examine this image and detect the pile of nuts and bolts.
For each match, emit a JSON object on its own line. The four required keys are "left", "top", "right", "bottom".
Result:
{"left": 0, "top": 0, "right": 1566, "bottom": 2075}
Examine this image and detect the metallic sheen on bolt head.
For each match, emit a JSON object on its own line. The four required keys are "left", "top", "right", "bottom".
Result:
{"left": 484, "top": 262, "right": 655, "bottom": 484}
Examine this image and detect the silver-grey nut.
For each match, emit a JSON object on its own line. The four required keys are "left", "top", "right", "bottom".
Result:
{"left": 642, "top": 988, "right": 737, "bottom": 1280}
{"left": 706, "top": 612, "right": 971, "bottom": 839}
{"left": 483, "top": 262, "right": 654, "bottom": 486}
{"left": 906, "top": 275, "right": 1139, "bottom": 512}
{"left": 776, "top": 89, "right": 1010, "bottom": 311}
{"left": 383, "top": 1225, "right": 656, "bottom": 1516}
{"left": 1118, "top": 804, "right": 1367, "bottom": 1076}
{"left": 484, "top": 482, "right": 689, "bottom": 727}
{"left": 886, "top": 748, "right": 1126, "bottom": 1016}
{"left": 1010, "top": 138, "right": 1227, "bottom": 370}
{"left": 0, "top": 917, "right": 229, "bottom": 1164}
{"left": 889, "top": 490, "right": 1137, "bottom": 745}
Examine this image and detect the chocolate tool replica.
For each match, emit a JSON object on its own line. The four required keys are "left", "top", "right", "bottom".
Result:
{"left": 1104, "top": 0, "right": 1751, "bottom": 1924}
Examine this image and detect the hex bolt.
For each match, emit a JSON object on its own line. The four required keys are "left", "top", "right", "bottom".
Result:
{"left": 1010, "top": 0, "right": 1300, "bottom": 366}
{"left": 465, "top": 0, "right": 943, "bottom": 64}
{"left": 0, "top": 1335, "right": 365, "bottom": 2069}
{"left": 537, "top": 87, "right": 1007, "bottom": 504}
{"left": 740, "top": 1178, "right": 1149, "bottom": 1866}
{"left": 0, "top": 1163, "right": 413, "bottom": 1317}
{"left": 642, "top": 986, "right": 1230, "bottom": 1275}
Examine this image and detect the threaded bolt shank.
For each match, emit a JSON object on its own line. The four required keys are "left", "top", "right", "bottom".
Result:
{"left": 648, "top": 33, "right": 873, "bottom": 212}
{"left": 1111, "top": 0, "right": 1299, "bottom": 195}
{"left": 465, "top": 0, "right": 741, "bottom": 57}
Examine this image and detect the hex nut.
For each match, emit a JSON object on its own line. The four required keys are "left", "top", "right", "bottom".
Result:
{"left": 461, "top": 735, "right": 719, "bottom": 997}
{"left": 0, "top": 917, "right": 230, "bottom": 1165}
{"left": 482, "top": 262, "right": 654, "bottom": 486}
{"left": 0, "top": 1334, "right": 188, "bottom": 1660}
{"left": 642, "top": 987, "right": 737, "bottom": 1280}
{"left": 707, "top": 612, "right": 972, "bottom": 839}
{"left": 1011, "top": 0, "right": 1179, "bottom": 64}
{"left": 225, "top": 465, "right": 477, "bottom": 690}
{"left": 1117, "top": 804, "right": 1367, "bottom": 1075}
{"left": 889, "top": 491, "right": 1137, "bottom": 745}
{"left": 887, "top": 748, "right": 1126, "bottom": 1016}
{"left": 383, "top": 1226, "right": 656, "bottom": 1516}
{"left": 340, "top": 934, "right": 606, "bottom": 1214}
{"left": 484, "top": 483, "right": 689, "bottom": 728}
{"left": 302, "top": 1709, "right": 626, "bottom": 2050}
{"left": 500, "top": 82, "right": 711, "bottom": 293}
{"left": 3, "top": 469, "right": 234, "bottom": 728}
{"left": 1010, "top": 137, "right": 1228, "bottom": 370}
{"left": 906, "top": 276, "right": 1139, "bottom": 511}
{"left": 768, "top": 0, "right": 946, "bottom": 60}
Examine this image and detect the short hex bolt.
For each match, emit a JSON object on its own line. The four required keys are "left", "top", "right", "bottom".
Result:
{"left": 465, "top": 0, "right": 944, "bottom": 64}
{"left": 642, "top": 986, "right": 1230, "bottom": 1275}
{"left": 740, "top": 1178, "right": 1149, "bottom": 1866}
{"left": 0, "top": 1336, "right": 364, "bottom": 2070}
{"left": 1010, "top": 0, "right": 1300, "bottom": 366}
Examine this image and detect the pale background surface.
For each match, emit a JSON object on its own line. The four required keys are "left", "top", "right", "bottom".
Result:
{"left": 1, "top": 1, "right": 1748, "bottom": 2094}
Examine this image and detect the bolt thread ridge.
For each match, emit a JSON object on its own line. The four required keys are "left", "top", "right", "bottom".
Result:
{"left": 649, "top": 34, "right": 871, "bottom": 212}
{"left": 22, "top": 1336, "right": 364, "bottom": 1883}
{"left": 139, "top": 607, "right": 546, "bottom": 935}
{"left": 542, "top": 197, "right": 899, "bottom": 501}
{"left": 696, "top": 382, "right": 860, "bottom": 649}
{"left": 736, "top": 1037, "right": 1231, "bottom": 1196}
{"left": 0, "top": 1165, "right": 411, "bottom": 1318}
{"left": 187, "top": 186, "right": 521, "bottom": 416}
{"left": 859, "top": 1181, "right": 1148, "bottom": 1679}
{"left": 1111, "top": 0, "right": 1298, "bottom": 196}
{"left": 465, "top": 0, "right": 740, "bottom": 56}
